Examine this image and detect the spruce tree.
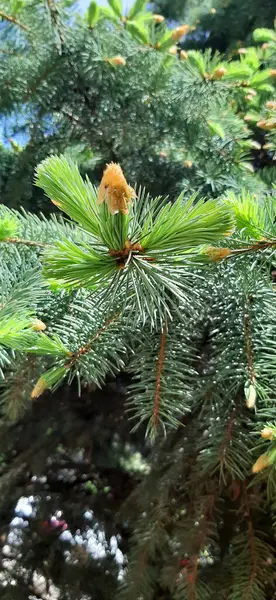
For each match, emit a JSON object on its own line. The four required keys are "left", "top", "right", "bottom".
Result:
{"left": 153, "top": 0, "right": 276, "bottom": 53}
{"left": 0, "top": 1, "right": 276, "bottom": 599}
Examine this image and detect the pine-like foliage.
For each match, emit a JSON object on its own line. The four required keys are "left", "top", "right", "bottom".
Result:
{"left": 0, "top": 0, "right": 275, "bottom": 210}
{"left": 153, "top": 0, "right": 276, "bottom": 52}
{"left": 0, "top": 1, "right": 276, "bottom": 599}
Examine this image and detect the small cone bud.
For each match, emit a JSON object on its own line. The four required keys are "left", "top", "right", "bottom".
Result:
{"left": 180, "top": 50, "right": 188, "bottom": 61}
{"left": 258, "top": 119, "right": 276, "bottom": 131}
{"left": 252, "top": 453, "right": 270, "bottom": 474}
{"left": 245, "top": 94, "right": 254, "bottom": 101}
{"left": 261, "top": 427, "right": 274, "bottom": 440}
{"left": 168, "top": 45, "right": 178, "bottom": 55}
{"left": 270, "top": 69, "right": 276, "bottom": 77}
{"left": 262, "top": 43, "right": 269, "bottom": 49}
{"left": 257, "top": 120, "right": 269, "bottom": 129}
{"left": 31, "top": 318, "right": 47, "bottom": 332}
{"left": 108, "top": 56, "right": 126, "bottom": 67}
{"left": 152, "top": 14, "right": 164, "bottom": 23}
{"left": 266, "top": 101, "right": 276, "bottom": 110}
{"left": 31, "top": 376, "right": 48, "bottom": 399}
{"left": 244, "top": 115, "right": 253, "bottom": 122}
{"left": 213, "top": 66, "right": 227, "bottom": 80}
{"left": 238, "top": 48, "right": 247, "bottom": 55}
{"left": 171, "top": 25, "right": 190, "bottom": 41}
{"left": 210, "top": 7, "right": 216, "bottom": 14}
{"left": 245, "top": 384, "right": 256, "bottom": 409}
{"left": 184, "top": 160, "right": 192, "bottom": 168}
{"left": 159, "top": 151, "right": 168, "bottom": 157}
{"left": 206, "top": 247, "right": 231, "bottom": 261}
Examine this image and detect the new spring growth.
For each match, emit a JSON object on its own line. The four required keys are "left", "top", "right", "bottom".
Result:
{"left": 245, "top": 383, "right": 256, "bottom": 409}
{"left": 261, "top": 427, "right": 274, "bottom": 440}
{"left": 152, "top": 14, "right": 164, "bottom": 23}
{"left": 252, "top": 453, "right": 270, "bottom": 473}
{"left": 31, "top": 376, "right": 48, "bottom": 399}
{"left": 107, "top": 56, "right": 126, "bottom": 67}
{"left": 180, "top": 50, "right": 188, "bottom": 61}
{"left": 168, "top": 46, "right": 178, "bottom": 55}
{"left": 98, "top": 163, "right": 136, "bottom": 215}
{"left": 257, "top": 119, "right": 276, "bottom": 131}
{"left": 205, "top": 247, "right": 231, "bottom": 261}
{"left": 31, "top": 318, "right": 47, "bottom": 332}
{"left": 171, "top": 25, "right": 190, "bottom": 41}
{"left": 213, "top": 67, "right": 227, "bottom": 80}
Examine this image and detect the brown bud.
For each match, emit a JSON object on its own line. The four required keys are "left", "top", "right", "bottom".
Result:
{"left": 210, "top": 7, "right": 216, "bottom": 13}
{"left": 98, "top": 163, "right": 135, "bottom": 215}
{"left": 270, "top": 69, "right": 276, "bottom": 77}
{"left": 152, "top": 14, "right": 164, "bottom": 23}
{"left": 108, "top": 56, "right": 126, "bottom": 67}
{"left": 262, "top": 43, "right": 269, "bottom": 49}
{"left": 257, "top": 119, "right": 276, "bottom": 131}
{"left": 252, "top": 453, "right": 270, "bottom": 473}
{"left": 213, "top": 66, "right": 227, "bottom": 80}
{"left": 180, "top": 50, "right": 188, "bottom": 61}
{"left": 159, "top": 151, "right": 168, "bottom": 158}
{"left": 261, "top": 427, "right": 274, "bottom": 440}
{"left": 51, "top": 198, "right": 62, "bottom": 208}
{"left": 184, "top": 160, "right": 192, "bottom": 168}
{"left": 31, "top": 377, "right": 48, "bottom": 399}
{"left": 172, "top": 25, "right": 190, "bottom": 41}
{"left": 31, "top": 319, "right": 47, "bottom": 332}
{"left": 238, "top": 48, "right": 247, "bottom": 55}
{"left": 206, "top": 247, "right": 231, "bottom": 261}
{"left": 168, "top": 45, "right": 178, "bottom": 55}
{"left": 266, "top": 101, "right": 276, "bottom": 110}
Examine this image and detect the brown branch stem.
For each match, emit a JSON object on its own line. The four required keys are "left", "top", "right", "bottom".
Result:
{"left": 3, "top": 237, "right": 49, "bottom": 248}
{"left": 219, "top": 401, "right": 238, "bottom": 481}
{"left": 243, "top": 302, "right": 255, "bottom": 386}
{"left": 0, "top": 10, "right": 28, "bottom": 31}
{"left": 231, "top": 240, "right": 276, "bottom": 256}
{"left": 66, "top": 311, "right": 120, "bottom": 368}
{"left": 243, "top": 483, "right": 257, "bottom": 600}
{"left": 153, "top": 326, "right": 167, "bottom": 428}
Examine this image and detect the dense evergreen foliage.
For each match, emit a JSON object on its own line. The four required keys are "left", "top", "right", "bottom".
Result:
{"left": 0, "top": 1, "right": 276, "bottom": 599}
{"left": 153, "top": 0, "right": 276, "bottom": 52}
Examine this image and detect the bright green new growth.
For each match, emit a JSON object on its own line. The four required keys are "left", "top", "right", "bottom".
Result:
{"left": 36, "top": 156, "right": 234, "bottom": 326}
{"left": 0, "top": 3, "right": 276, "bottom": 598}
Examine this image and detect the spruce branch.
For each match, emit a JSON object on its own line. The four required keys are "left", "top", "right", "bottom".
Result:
{"left": 65, "top": 310, "right": 120, "bottom": 368}
{"left": 243, "top": 299, "right": 256, "bottom": 387}
{"left": 153, "top": 324, "right": 166, "bottom": 430}
{"left": 36, "top": 155, "right": 235, "bottom": 323}
{"left": 2, "top": 237, "right": 50, "bottom": 248}
{"left": 243, "top": 484, "right": 258, "bottom": 599}
{"left": 0, "top": 10, "right": 29, "bottom": 31}
{"left": 44, "top": 0, "right": 65, "bottom": 50}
